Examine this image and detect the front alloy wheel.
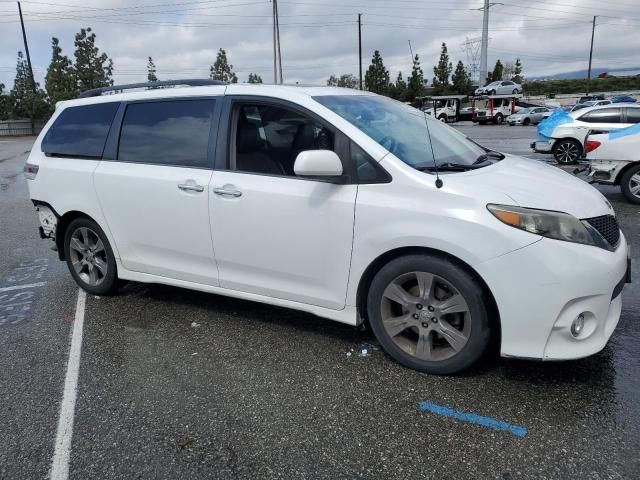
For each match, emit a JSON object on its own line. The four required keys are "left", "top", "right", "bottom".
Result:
{"left": 367, "top": 255, "right": 491, "bottom": 374}
{"left": 553, "top": 139, "right": 582, "bottom": 164}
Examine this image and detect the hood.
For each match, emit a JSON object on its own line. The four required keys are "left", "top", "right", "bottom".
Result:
{"left": 465, "top": 155, "right": 614, "bottom": 219}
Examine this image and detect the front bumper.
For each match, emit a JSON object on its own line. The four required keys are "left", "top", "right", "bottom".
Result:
{"left": 531, "top": 139, "right": 553, "bottom": 153}
{"left": 508, "top": 117, "right": 523, "bottom": 125}
{"left": 476, "top": 232, "right": 630, "bottom": 360}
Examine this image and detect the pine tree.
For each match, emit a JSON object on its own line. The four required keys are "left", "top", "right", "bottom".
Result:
{"left": 451, "top": 61, "right": 472, "bottom": 95}
{"left": 389, "top": 72, "right": 407, "bottom": 101}
{"left": 45, "top": 37, "right": 76, "bottom": 107}
{"left": 432, "top": 43, "right": 452, "bottom": 91}
{"left": 407, "top": 54, "right": 425, "bottom": 100}
{"left": 9, "top": 51, "right": 48, "bottom": 121}
{"left": 210, "top": 49, "right": 238, "bottom": 83}
{"left": 147, "top": 56, "right": 158, "bottom": 82}
{"left": 487, "top": 59, "right": 504, "bottom": 83}
{"left": 247, "top": 73, "right": 263, "bottom": 83}
{"left": 326, "top": 73, "right": 358, "bottom": 88}
{"left": 73, "top": 28, "right": 114, "bottom": 92}
{"left": 0, "top": 83, "right": 11, "bottom": 120}
{"left": 364, "top": 50, "right": 389, "bottom": 94}
{"left": 513, "top": 58, "right": 523, "bottom": 83}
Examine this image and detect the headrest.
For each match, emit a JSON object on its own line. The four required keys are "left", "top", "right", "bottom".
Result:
{"left": 237, "top": 123, "right": 262, "bottom": 154}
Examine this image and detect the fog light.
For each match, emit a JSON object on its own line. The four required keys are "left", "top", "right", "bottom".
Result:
{"left": 571, "top": 314, "right": 585, "bottom": 337}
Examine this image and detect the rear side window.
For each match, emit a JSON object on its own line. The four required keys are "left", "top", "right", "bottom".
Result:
{"left": 625, "top": 108, "right": 640, "bottom": 123}
{"left": 42, "top": 102, "right": 119, "bottom": 158}
{"left": 578, "top": 108, "right": 622, "bottom": 124}
{"left": 118, "top": 99, "right": 215, "bottom": 168}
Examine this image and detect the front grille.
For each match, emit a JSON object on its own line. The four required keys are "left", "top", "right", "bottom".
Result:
{"left": 584, "top": 214, "right": 620, "bottom": 247}
{"left": 477, "top": 112, "right": 486, "bottom": 117}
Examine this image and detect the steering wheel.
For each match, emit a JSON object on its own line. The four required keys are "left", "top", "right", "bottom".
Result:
{"left": 379, "top": 135, "right": 398, "bottom": 153}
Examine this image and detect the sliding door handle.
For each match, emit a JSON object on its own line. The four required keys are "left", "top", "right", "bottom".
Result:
{"left": 178, "top": 182, "right": 204, "bottom": 192}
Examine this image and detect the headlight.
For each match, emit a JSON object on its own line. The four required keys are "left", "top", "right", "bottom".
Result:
{"left": 487, "top": 204, "right": 595, "bottom": 246}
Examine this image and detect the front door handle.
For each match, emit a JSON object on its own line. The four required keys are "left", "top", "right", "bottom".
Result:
{"left": 178, "top": 182, "right": 204, "bottom": 192}
{"left": 213, "top": 187, "right": 242, "bottom": 197}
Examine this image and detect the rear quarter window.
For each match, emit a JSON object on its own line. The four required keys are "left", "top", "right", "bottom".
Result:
{"left": 42, "top": 102, "right": 119, "bottom": 158}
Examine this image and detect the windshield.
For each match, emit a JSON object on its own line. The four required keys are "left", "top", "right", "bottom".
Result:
{"left": 516, "top": 108, "right": 531, "bottom": 114}
{"left": 314, "top": 94, "right": 487, "bottom": 169}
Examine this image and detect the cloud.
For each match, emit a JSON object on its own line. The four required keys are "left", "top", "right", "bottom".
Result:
{"left": 0, "top": 0, "right": 638, "bottom": 89}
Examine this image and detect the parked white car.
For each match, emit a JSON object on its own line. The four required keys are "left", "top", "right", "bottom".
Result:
{"left": 584, "top": 124, "right": 640, "bottom": 204}
{"left": 506, "top": 107, "right": 550, "bottom": 126}
{"left": 474, "top": 80, "right": 522, "bottom": 96}
{"left": 532, "top": 104, "right": 640, "bottom": 164}
{"left": 25, "top": 81, "right": 629, "bottom": 374}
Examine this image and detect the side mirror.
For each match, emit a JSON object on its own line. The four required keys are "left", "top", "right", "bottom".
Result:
{"left": 294, "top": 150, "right": 343, "bottom": 178}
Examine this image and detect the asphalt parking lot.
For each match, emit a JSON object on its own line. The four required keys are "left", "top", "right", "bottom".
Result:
{"left": 1, "top": 127, "right": 639, "bottom": 480}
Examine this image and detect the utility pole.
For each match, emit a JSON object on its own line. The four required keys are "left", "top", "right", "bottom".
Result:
{"left": 476, "top": 1, "right": 502, "bottom": 86}
{"left": 17, "top": 1, "right": 37, "bottom": 135}
{"left": 586, "top": 15, "right": 597, "bottom": 95}
{"left": 272, "top": 0, "right": 277, "bottom": 83}
{"left": 275, "top": 0, "right": 283, "bottom": 84}
{"left": 358, "top": 13, "right": 362, "bottom": 90}
{"left": 17, "top": 2, "right": 36, "bottom": 94}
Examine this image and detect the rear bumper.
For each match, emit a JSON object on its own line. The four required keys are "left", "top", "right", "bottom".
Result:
{"left": 476, "top": 233, "right": 630, "bottom": 360}
{"left": 531, "top": 139, "right": 553, "bottom": 153}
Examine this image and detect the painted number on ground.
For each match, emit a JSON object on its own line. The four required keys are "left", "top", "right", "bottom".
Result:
{"left": 0, "top": 258, "right": 48, "bottom": 327}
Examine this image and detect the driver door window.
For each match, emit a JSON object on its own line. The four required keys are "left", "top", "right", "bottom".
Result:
{"left": 231, "top": 104, "right": 335, "bottom": 177}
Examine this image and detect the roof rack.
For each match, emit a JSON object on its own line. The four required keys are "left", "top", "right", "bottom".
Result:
{"left": 78, "top": 79, "right": 227, "bottom": 98}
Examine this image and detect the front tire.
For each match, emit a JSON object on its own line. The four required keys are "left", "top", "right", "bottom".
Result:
{"left": 494, "top": 113, "right": 504, "bottom": 125}
{"left": 620, "top": 163, "right": 640, "bottom": 204}
{"left": 553, "top": 139, "right": 582, "bottom": 164}
{"left": 366, "top": 255, "right": 491, "bottom": 375}
{"left": 523, "top": 117, "right": 531, "bottom": 126}
{"left": 64, "top": 217, "right": 118, "bottom": 295}
{"left": 438, "top": 115, "right": 447, "bottom": 123}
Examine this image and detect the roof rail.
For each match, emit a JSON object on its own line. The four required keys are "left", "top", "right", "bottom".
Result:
{"left": 78, "top": 79, "right": 227, "bottom": 98}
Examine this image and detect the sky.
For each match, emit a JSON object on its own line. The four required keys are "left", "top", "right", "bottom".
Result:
{"left": 0, "top": 0, "right": 639, "bottom": 91}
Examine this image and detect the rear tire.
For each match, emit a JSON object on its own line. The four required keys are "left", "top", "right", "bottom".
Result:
{"left": 620, "top": 163, "right": 640, "bottom": 204}
{"left": 553, "top": 139, "right": 582, "bottom": 164}
{"left": 64, "top": 217, "right": 118, "bottom": 295}
{"left": 366, "top": 255, "right": 491, "bottom": 375}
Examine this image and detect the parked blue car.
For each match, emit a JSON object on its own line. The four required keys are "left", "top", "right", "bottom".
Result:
{"left": 611, "top": 95, "right": 637, "bottom": 103}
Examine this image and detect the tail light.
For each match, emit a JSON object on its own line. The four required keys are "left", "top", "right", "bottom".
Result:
{"left": 24, "top": 163, "right": 39, "bottom": 180}
{"left": 585, "top": 140, "right": 601, "bottom": 153}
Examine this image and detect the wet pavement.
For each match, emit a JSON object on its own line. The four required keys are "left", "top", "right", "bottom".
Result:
{"left": 1, "top": 130, "right": 638, "bottom": 479}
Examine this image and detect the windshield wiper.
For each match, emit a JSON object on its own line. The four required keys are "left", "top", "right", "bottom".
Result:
{"left": 418, "top": 162, "right": 475, "bottom": 172}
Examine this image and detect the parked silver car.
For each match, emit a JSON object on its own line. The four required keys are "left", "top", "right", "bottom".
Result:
{"left": 506, "top": 107, "right": 550, "bottom": 126}
{"left": 475, "top": 80, "right": 522, "bottom": 96}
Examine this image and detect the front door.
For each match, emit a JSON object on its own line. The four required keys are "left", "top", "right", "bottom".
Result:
{"left": 94, "top": 98, "right": 220, "bottom": 285}
{"left": 209, "top": 99, "right": 357, "bottom": 310}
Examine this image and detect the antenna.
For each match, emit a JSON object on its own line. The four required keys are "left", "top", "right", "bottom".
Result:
{"left": 421, "top": 110, "right": 443, "bottom": 189}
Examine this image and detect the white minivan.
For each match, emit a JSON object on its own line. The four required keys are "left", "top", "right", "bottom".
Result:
{"left": 25, "top": 81, "right": 630, "bottom": 374}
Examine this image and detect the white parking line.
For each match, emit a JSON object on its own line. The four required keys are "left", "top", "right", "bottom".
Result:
{"left": 50, "top": 289, "right": 87, "bottom": 480}
{"left": 0, "top": 282, "right": 47, "bottom": 292}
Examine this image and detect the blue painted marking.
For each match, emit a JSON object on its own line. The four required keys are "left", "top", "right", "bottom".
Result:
{"left": 417, "top": 401, "right": 528, "bottom": 437}
{"left": 609, "top": 122, "right": 640, "bottom": 141}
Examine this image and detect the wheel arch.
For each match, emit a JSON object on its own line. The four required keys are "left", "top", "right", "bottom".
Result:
{"left": 55, "top": 210, "right": 102, "bottom": 261}
{"left": 355, "top": 246, "right": 501, "bottom": 347}
{"left": 614, "top": 160, "right": 640, "bottom": 185}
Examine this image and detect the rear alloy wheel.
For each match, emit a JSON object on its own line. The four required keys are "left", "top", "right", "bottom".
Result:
{"left": 367, "top": 255, "right": 491, "bottom": 374}
{"left": 553, "top": 139, "right": 582, "bottom": 164}
{"left": 620, "top": 163, "right": 640, "bottom": 204}
{"left": 64, "top": 217, "right": 118, "bottom": 295}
